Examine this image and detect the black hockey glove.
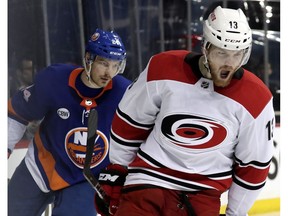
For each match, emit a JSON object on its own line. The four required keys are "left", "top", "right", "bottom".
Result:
{"left": 94, "top": 164, "right": 128, "bottom": 216}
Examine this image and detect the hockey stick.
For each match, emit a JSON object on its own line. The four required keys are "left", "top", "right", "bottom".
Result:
{"left": 83, "top": 109, "right": 109, "bottom": 213}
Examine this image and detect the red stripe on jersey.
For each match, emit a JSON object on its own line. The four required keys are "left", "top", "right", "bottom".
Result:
{"left": 234, "top": 163, "right": 270, "bottom": 185}
{"left": 130, "top": 156, "right": 232, "bottom": 192}
{"left": 112, "top": 113, "right": 151, "bottom": 141}
{"left": 216, "top": 70, "right": 272, "bottom": 118}
{"left": 15, "top": 139, "right": 30, "bottom": 149}
{"left": 147, "top": 50, "right": 198, "bottom": 84}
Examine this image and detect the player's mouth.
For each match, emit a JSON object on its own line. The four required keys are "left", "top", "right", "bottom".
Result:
{"left": 220, "top": 70, "right": 231, "bottom": 79}
{"left": 100, "top": 77, "right": 110, "bottom": 82}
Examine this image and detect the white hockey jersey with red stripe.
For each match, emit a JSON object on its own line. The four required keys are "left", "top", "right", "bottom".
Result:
{"left": 109, "top": 50, "right": 275, "bottom": 214}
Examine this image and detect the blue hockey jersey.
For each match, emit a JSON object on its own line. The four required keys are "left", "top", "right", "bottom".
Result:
{"left": 8, "top": 63, "right": 131, "bottom": 191}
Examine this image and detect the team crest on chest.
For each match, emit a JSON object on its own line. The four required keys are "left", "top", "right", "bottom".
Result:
{"left": 64, "top": 127, "right": 109, "bottom": 168}
{"left": 161, "top": 114, "right": 228, "bottom": 149}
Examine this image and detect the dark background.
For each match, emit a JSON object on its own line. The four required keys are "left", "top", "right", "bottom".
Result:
{"left": 8, "top": 0, "right": 280, "bottom": 115}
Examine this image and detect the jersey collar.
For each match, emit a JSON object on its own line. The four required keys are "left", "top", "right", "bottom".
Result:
{"left": 68, "top": 68, "right": 113, "bottom": 110}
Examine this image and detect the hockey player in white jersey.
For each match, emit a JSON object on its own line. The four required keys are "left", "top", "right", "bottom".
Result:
{"left": 94, "top": 6, "right": 275, "bottom": 216}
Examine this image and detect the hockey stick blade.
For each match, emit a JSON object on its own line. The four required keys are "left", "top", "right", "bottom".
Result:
{"left": 83, "top": 109, "right": 109, "bottom": 207}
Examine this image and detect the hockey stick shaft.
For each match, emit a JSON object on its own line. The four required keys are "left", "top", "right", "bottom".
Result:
{"left": 83, "top": 109, "right": 98, "bottom": 171}
{"left": 83, "top": 109, "right": 109, "bottom": 202}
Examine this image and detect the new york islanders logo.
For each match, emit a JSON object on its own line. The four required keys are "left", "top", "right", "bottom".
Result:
{"left": 65, "top": 127, "right": 109, "bottom": 168}
{"left": 91, "top": 32, "right": 100, "bottom": 41}
{"left": 161, "top": 114, "right": 227, "bottom": 149}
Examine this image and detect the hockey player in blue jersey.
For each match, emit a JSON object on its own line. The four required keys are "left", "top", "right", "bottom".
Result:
{"left": 8, "top": 28, "right": 131, "bottom": 216}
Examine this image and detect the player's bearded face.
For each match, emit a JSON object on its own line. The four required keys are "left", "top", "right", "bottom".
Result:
{"left": 207, "top": 47, "right": 244, "bottom": 87}
{"left": 90, "top": 57, "right": 120, "bottom": 87}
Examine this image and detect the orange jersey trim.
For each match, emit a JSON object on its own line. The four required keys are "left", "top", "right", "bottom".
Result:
{"left": 8, "top": 99, "right": 29, "bottom": 124}
{"left": 34, "top": 131, "right": 69, "bottom": 190}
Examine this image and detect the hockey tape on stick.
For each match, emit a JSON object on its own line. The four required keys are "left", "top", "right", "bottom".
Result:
{"left": 83, "top": 109, "right": 109, "bottom": 206}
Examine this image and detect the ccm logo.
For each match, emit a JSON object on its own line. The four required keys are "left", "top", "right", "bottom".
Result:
{"left": 110, "top": 51, "right": 121, "bottom": 56}
{"left": 225, "top": 39, "right": 241, "bottom": 43}
{"left": 99, "top": 174, "right": 119, "bottom": 182}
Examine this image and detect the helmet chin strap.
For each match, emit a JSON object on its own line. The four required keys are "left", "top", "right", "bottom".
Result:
{"left": 199, "top": 52, "right": 212, "bottom": 79}
{"left": 199, "top": 41, "right": 212, "bottom": 79}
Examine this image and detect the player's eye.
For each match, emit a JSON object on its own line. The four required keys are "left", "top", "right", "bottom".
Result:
{"left": 98, "top": 60, "right": 109, "bottom": 67}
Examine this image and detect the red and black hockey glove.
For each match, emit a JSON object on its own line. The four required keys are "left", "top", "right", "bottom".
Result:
{"left": 94, "top": 164, "right": 128, "bottom": 216}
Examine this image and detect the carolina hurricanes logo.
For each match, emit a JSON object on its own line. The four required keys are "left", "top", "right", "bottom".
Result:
{"left": 161, "top": 114, "right": 227, "bottom": 149}
{"left": 65, "top": 127, "right": 109, "bottom": 168}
